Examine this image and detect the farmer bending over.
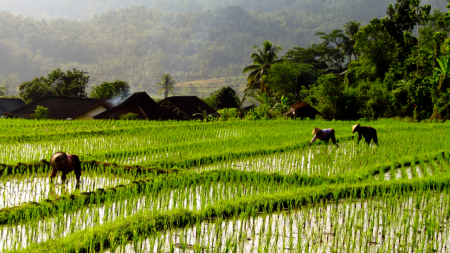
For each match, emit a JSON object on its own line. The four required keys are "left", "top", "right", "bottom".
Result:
{"left": 50, "top": 152, "right": 81, "bottom": 184}
{"left": 309, "top": 127, "right": 339, "bottom": 147}
{"left": 352, "top": 124, "right": 378, "bottom": 145}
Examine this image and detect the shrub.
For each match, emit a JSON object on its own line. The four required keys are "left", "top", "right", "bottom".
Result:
{"left": 33, "top": 105, "right": 49, "bottom": 119}
{"left": 120, "top": 113, "right": 139, "bottom": 120}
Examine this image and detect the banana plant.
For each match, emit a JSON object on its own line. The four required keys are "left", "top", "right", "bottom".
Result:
{"left": 435, "top": 55, "right": 450, "bottom": 90}
{"left": 272, "top": 95, "right": 290, "bottom": 114}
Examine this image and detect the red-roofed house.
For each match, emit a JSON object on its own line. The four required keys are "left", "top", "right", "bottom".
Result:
{"left": 283, "top": 101, "right": 320, "bottom": 119}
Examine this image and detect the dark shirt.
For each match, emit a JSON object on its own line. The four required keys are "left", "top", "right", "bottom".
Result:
{"left": 356, "top": 126, "right": 377, "bottom": 142}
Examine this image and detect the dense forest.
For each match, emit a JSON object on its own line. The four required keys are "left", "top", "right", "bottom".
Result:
{"left": 0, "top": 1, "right": 446, "bottom": 96}
{"left": 0, "top": 0, "right": 446, "bottom": 19}
{"left": 1, "top": 0, "right": 450, "bottom": 120}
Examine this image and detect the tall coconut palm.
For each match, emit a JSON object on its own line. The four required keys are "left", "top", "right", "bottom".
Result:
{"left": 157, "top": 74, "right": 176, "bottom": 98}
{"left": 242, "top": 41, "right": 282, "bottom": 93}
{"left": 342, "top": 21, "right": 361, "bottom": 61}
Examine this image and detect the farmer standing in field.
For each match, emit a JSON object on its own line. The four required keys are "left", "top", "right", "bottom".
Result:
{"left": 309, "top": 127, "right": 339, "bottom": 147}
{"left": 49, "top": 152, "right": 81, "bottom": 184}
{"left": 352, "top": 124, "right": 378, "bottom": 145}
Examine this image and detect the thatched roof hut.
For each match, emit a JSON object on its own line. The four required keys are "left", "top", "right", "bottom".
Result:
{"left": 0, "top": 98, "right": 24, "bottom": 116}
{"left": 6, "top": 96, "right": 110, "bottom": 120}
{"left": 283, "top": 101, "right": 320, "bottom": 119}
{"left": 94, "top": 92, "right": 178, "bottom": 120}
{"left": 158, "top": 96, "right": 216, "bottom": 120}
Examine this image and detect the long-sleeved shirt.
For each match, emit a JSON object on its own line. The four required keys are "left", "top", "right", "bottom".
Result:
{"left": 310, "top": 129, "right": 334, "bottom": 144}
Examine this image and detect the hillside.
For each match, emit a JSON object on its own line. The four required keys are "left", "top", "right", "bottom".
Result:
{"left": 0, "top": 0, "right": 446, "bottom": 20}
{"left": 0, "top": 1, "right": 447, "bottom": 97}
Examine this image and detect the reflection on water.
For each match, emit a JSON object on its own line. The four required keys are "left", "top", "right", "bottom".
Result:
{"left": 0, "top": 173, "right": 130, "bottom": 208}
{"left": 195, "top": 143, "right": 365, "bottom": 176}
{"left": 0, "top": 183, "right": 279, "bottom": 251}
{"left": 105, "top": 193, "right": 450, "bottom": 253}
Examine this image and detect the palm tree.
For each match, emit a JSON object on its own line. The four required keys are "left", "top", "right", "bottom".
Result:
{"left": 342, "top": 21, "right": 361, "bottom": 61}
{"left": 242, "top": 41, "right": 282, "bottom": 93}
{"left": 157, "top": 74, "right": 176, "bottom": 98}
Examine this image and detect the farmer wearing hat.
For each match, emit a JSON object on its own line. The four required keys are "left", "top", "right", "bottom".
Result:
{"left": 49, "top": 152, "right": 81, "bottom": 184}
{"left": 352, "top": 124, "right": 378, "bottom": 145}
{"left": 310, "top": 127, "right": 339, "bottom": 147}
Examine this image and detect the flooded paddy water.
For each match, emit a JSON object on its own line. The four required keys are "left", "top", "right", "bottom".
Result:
{"left": 0, "top": 172, "right": 131, "bottom": 208}
{"left": 105, "top": 192, "right": 450, "bottom": 253}
{"left": 0, "top": 182, "right": 286, "bottom": 251}
{"left": 195, "top": 143, "right": 377, "bottom": 176}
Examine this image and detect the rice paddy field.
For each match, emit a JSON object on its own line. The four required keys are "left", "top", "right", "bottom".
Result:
{"left": 1, "top": 118, "right": 450, "bottom": 252}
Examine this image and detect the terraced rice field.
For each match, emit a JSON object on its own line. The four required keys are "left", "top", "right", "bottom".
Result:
{"left": 1, "top": 118, "right": 450, "bottom": 252}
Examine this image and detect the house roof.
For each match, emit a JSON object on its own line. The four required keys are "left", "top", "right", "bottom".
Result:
{"left": 158, "top": 96, "right": 216, "bottom": 118}
{"left": 8, "top": 96, "right": 107, "bottom": 119}
{"left": 284, "top": 101, "right": 320, "bottom": 116}
{"left": 290, "top": 101, "right": 312, "bottom": 110}
{"left": 0, "top": 98, "right": 25, "bottom": 115}
{"left": 94, "top": 92, "right": 178, "bottom": 120}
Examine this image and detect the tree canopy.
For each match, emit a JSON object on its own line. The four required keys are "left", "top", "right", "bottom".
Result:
{"left": 91, "top": 80, "right": 130, "bottom": 99}
{"left": 19, "top": 68, "right": 89, "bottom": 103}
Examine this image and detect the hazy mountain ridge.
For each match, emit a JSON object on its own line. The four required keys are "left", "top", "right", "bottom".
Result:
{"left": 0, "top": 1, "right": 447, "bottom": 97}
{"left": 0, "top": 0, "right": 445, "bottom": 20}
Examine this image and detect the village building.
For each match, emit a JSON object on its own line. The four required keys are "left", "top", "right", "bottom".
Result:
{"left": 94, "top": 92, "right": 178, "bottom": 120}
{"left": 158, "top": 96, "right": 216, "bottom": 120}
{"left": 5, "top": 96, "right": 111, "bottom": 120}
{"left": 0, "top": 98, "right": 25, "bottom": 117}
{"left": 283, "top": 101, "right": 320, "bottom": 119}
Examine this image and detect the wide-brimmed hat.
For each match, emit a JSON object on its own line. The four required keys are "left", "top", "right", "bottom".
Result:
{"left": 352, "top": 124, "right": 360, "bottom": 133}
{"left": 50, "top": 152, "right": 68, "bottom": 170}
{"left": 311, "top": 127, "right": 323, "bottom": 135}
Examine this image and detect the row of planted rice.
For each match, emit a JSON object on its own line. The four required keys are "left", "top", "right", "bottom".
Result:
{"left": 1, "top": 119, "right": 450, "bottom": 252}
{"left": 105, "top": 190, "right": 450, "bottom": 253}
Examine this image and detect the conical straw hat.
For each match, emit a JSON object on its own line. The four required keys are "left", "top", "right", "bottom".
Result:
{"left": 50, "top": 152, "right": 68, "bottom": 170}
{"left": 311, "top": 127, "right": 323, "bottom": 135}
{"left": 352, "top": 124, "right": 360, "bottom": 133}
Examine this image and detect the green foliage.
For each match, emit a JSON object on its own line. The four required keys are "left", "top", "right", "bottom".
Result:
{"left": 315, "top": 29, "right": 346, "bottom": 70}
{"left": 120, "top": 113, "right": 139, "bottom": 120}
{"left": 242, "top": 41, "right": 282, "bottom": 93}
{"left": 354, "top": 18, "right": 399, "bottom": 79}
{"left": 205, "top": 87, "right": 239, "bottom": 110}
{"left": 342, "top": 21, "right": 361, "bottom": 61}
{"left": 18, "top": 68, "right": 89, "bottom": 103}
{"left": 91, "top": 80, "right": 130, "bottom": 99}
{"left": 284, "top": 46, "right": 328, "bottom": 71}
{"left": 217, "top": 108, "right": 238, "bottom": 119}
{"left": 32, "top": 105, "right": 49, "bottom": 120}
{"left": 192, "top": 108, "right": 217, "bottom": 122}
{"left": 18, "top": 77, "right": 51, "bottom": 104}
{"left": 266, "top": 62, "right": 314, "bottom": 101}
{"left": 358, "top": 79, "right": 395, "bottom": 119}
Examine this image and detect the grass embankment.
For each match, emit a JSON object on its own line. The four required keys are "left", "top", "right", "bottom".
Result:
{"left": 0, "top": 160, "right": 172, "bottom": 177}
{"left": 0, "top": 169, "right": 337, "bottom": 225}
{"left": 10, "top": 174, "right": 450, "bottom": 253}
{"left": 4, "top": 150, "right": 450, "bottom": 226}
